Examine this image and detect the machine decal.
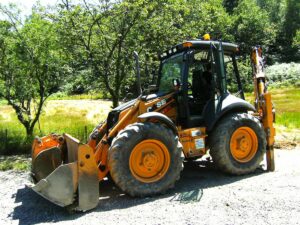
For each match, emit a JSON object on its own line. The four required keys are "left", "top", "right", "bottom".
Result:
{"left": 147, "top": 97, "right": 172, "bottom": 112}
{"left": 195, "top": 138, "right": 205, "bottom": 149}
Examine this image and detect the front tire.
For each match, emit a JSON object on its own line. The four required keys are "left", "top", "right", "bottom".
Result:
{"left": 209, "top": 113, "right": 266, "bottom": 175}
{"left": 108, "top": 122, "right": 183, "bottom": 197}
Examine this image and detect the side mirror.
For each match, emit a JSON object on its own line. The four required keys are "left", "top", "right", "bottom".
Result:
{"left": 173, "top": 79, "right": 181, "bottom": 90}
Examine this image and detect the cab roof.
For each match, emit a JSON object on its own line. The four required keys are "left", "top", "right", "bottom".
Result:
{"left": 159, "top": 40, "right": 239, "bottom": 60}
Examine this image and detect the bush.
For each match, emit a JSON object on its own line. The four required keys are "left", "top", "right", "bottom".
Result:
{"left": 0, "top": 129, "right": 31, "bottom": 155}
{"left": 265, "top": 63, "right": 300, "bottom": 87}
{"left": 228, "top": 61, "right": 300, "bottom": 91}
{"left": 226, "top": 58, "right": 254, "bottom": 92}
{"left": 0, "top": 155, "right": 30, "bottom": 171}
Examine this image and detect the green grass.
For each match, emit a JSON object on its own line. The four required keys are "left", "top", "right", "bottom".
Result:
{"left": 0, "top": 99, "right": 112, "bottom": 155}
{"left": 0, "top": 155, "right": 30, "bottom": 171}
{"left": 276, "top": 112, "right": 300, "bottom": 129}
{"left": 0, "top": 99, "right": 7, "bottom": 106}
{"left": 246, "top": 87, "right": 300, "bottom": 129}
{"left": 271, "top": 87, "right": 300, "bottom": 130}
{"left": 270, "top": 88, "right": 300, "bottom": 129}
{"left": 245, "top": 86, "right": 300, "bottom": 144}
{"left": 48, "top": 91, "right": 111, "bottom": 100}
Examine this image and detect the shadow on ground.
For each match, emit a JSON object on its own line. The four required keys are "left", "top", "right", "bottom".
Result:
{"left": 10, "top": 159, "right": 265, "bottom": 225}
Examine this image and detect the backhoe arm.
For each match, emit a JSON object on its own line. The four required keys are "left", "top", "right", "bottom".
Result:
{"left": 251, "top": 46, "right": 275, "bottom": 171}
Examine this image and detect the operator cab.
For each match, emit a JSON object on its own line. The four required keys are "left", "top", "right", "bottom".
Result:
{"left": 158, "top": 39, "right": 247, "bottom": 130}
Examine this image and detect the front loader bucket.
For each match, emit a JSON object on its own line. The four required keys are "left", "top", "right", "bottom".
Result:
{"left": 31, "top": 146, "right": 62, "bottom": 182}
{"left": 30, "top": 134, "right": 99, "bottom": 211}
{"left": 32, "top": 162, "right": 78, "bottom": 207}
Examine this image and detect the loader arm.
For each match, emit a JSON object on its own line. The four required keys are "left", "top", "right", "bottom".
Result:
{"left": 30, "top": 91, "right": 177, "bottom": 211}
{"left": 251, "top": 46, "right": 276, "bottom": 171}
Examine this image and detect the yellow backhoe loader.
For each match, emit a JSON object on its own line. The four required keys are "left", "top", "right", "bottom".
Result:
{"left": 30, "top": 37, "right": 275, "bottom": 211}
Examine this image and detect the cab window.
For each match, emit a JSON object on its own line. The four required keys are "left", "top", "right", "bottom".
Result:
{"left": 159, "top": 53, "right": 184, "bottom": 93}
{"left": 224, "top": 55, "right": 239, "bottom": 94}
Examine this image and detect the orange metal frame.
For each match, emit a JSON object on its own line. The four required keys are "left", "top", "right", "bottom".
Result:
{"left": 86, "top": 92, "right": 179, "bottom": 180}
{"left": 251, "top": 47, "right": 275, "bottom": 171}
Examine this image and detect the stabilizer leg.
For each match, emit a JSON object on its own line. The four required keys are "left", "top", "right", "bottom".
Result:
{"left": 266, "top": 146, "right": 275, "bottom": 172}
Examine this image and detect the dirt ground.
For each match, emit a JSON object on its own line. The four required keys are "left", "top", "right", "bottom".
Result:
{"left": 0, "top": 147, "right": 300, "bottom": 225}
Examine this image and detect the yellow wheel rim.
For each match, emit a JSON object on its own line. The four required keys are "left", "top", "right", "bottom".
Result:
{"left": 129, "top": 139, "right": 170, "bottom": 183}
{"left": 230, "top": 127, "right": 258, "bottom": 163}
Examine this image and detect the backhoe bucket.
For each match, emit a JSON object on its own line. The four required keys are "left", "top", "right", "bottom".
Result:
{"left": 30, "top": 134, "right": 99, "bottom": 211}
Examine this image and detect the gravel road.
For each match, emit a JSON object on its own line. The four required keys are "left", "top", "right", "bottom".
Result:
{"left": 0, "top": 147, "right": 299, "bottom": 225}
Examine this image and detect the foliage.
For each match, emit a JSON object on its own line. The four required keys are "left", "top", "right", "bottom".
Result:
{"left": 185, "top": 0, "right": 234, "bottom": 41}
{"left": 265, "top": 63, "right": 300, "bottom": 87}
{"left": 0, "top": 155, "right": 30, "bottom": 171}
{"left": 232, "top": 0, "right": 276, "bottom": 54}
{"left": 0, "top": 6, "right": 70, "bottom": 136}
{"left": 293, "top": 30, "right": 300, "bottom": 48}
{"left": 223, "top": 0, "right": 239, "bottom": 14}
{"left": 283, "top": 0, "right": 300, "bottom": 46}
{"left": 256, "top": 0, "right": 286, "bottom": 25}
{"left": 53, "top": 0, "right": 163, "bottom": 107}
{"left": 277, "top": 0, "right": 300, "bottom": 62}
{"left": 225, "top": 57, "right": 253, "bottom": 92}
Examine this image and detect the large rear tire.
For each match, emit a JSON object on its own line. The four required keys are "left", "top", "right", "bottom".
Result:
{"left": 108, "top": 122, "right": 183, "bottom": 197}
{"left": 209, "top": 113, "right": 266, "bottom": 175}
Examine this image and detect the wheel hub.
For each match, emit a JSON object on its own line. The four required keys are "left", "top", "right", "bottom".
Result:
{"left": 239, "top": 137, "right": 250, "bottom": 151}
{"left": 230, "top": 127, "right": 258, "bottom": 163}
{"left": 142, "top": 152, "right": 158, "bottom": 170}
{"left": 129, "top": 139, "right": 170, "bottom": 183}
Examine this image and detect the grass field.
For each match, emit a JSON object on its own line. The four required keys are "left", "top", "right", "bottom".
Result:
{"left": 246, "top": 87, "right": 300, "bottom": 129}
{"left": 0, "top": 155, "right": 30, "bottom": 171}
{"left": 246, "top": 87, "right": 300, "bottom": 146}
{"left": 0, "top": 88, "right": 299, "bottom": 156}
{"left": 0, "top": 100, "right": 112, "bottom": 155}
{"left": 270, "top": 88, "right": 300, "bottom": 129}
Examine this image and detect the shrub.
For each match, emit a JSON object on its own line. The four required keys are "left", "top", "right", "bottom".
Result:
{"left": 265, "top": 63, "right": 300, "bottom": 87}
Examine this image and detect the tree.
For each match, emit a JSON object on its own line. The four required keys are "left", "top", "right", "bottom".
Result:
{"left": 232, "top": 0, "right": 276, "bottom": 55}
{"left": 0, "top": 6, "right": 69, "bottom": 136}
{"left": 282, "top": 0, "right": 300, "bottom": 61}
{"left": 284, "top": 0, "right": 300, "bottom": 45}
{"left": 184, "top": 0, "right": 233, "bottom": 41}
{"left": 293, "top": 30, "right": 300, "bottom": 48}
{"left": 55, "top": 0, "right": 192, "bottom": 107}
{"left": 54, "top": 0, "right": 140, "bottom": 107}
{"left": 223, "top": 0, "right": 239, "bottom": 14}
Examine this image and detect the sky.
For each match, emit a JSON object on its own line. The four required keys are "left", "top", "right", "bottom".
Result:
{"left": 0, "top": 0, "right": 58, "bottom": 17}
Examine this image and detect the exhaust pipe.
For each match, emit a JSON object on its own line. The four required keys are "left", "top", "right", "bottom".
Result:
{"left": 133, "top": 51, "right": 142, "bottom": 96}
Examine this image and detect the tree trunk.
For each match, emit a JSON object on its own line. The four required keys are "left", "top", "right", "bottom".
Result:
{"left": 112, "top": 95, "right": 119, "bottom": 108}
{"left": 25, "top": 125, "right": 34, "bottom": 137}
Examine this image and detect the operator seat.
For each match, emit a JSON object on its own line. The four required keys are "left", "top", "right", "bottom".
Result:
{"left": 192, "top": 69, "right": 203, "bottom": 101}
{"left": 190, "top": 69, "right": 207, "bottom": 115}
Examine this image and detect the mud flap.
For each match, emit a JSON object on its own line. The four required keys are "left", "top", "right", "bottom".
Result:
{"left": 31, "top": 134, "right": 99, "bottom": 211}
